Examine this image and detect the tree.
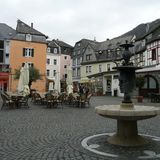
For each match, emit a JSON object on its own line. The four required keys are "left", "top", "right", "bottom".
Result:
{"left": 14, "top": 66, "right": 42, "bottom": 89}
{"left": 135, "top": 75, "right": 145, "bottom": 96}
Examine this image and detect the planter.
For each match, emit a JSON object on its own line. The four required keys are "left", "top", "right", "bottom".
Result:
{"left": 137, "top": 96, "right": 143, "bottom": 103}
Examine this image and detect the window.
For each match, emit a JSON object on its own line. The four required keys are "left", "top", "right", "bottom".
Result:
{"left": 89, "top": 66, "right": 92, "bottom": 73}
{"left": 77, "top": 43, "right": 81, "bottom": 46}
{"left": 99, "top": 64, "right": 102, "bottom": 72}
{"left": 77, "top": 58, "right": 81, "bottom": 65}
{"left": 54, "top": 59, "right": 57, "bottom": 65}
{"left": 73, "top": 59, "right": 76, "bottom": 65}
{"left": 139, "top": 53, "right": 143, "bottom": 62}
{"left": 116, "top": 48, "right": 120, "bottom": 56}
{"left": 0, "top": 40, "right": 4, "bottom": 48}
{"left": 78, "top": 50, "right": 80, "bottom": 55}
{"left": 64, "top": 74, "right": 67, "bottom": 78}
{"left": 54, "top": 48, "right": 57, "bottom": 54}
{"left": 47, "top": 70, "right": 50, "bottom": 76}
{"left": 47, "top": 58, "right": 50, "bottom": 64}
{"left": 26, "top": 34, "right": 32, "bottom": 41}
{"left": 107, "top": 64, "right": 110, "bottom": 71}
{"left": 6, "top": 53, "right": 9, "bottom": 57}
{"left": 22, "top": 62, "right": 33, "bottom": 68}
{"left": 86, "top": 54, "right": 91, "bottom": 61}
{"left": 77, "top": 68, "right": 80, "bottom": 76}
{"left": 73, "top": 68, "right": 76, "bottom": 77}
{"left": 64, "top": 65, "right": 67, "bottom": 68}
{"left": 86, "top": 66, "right": 88, "bottom": 73}
{"left": 152, "top": 48, "right": 156, "bottom": 60}
{"left": 47, "top": 47, "right": 51, "bottom": 53}
{"left": 0, "top": 50, "right": 4, "bottom": 63}
{"left": 23, "top": 48, "right": 34, "bottom": 57}
{"left": 53, "top": 70, "right": 56, "bottom": 76}
{"left": 64, "top": 48, "right": 67, "bottom": 52}
{"left": 107, "top": 50, "right": 111, "bottom": 58}
{"left": 28, "top": 63, "right": 33, "bottom": 68}
{"left": 64, "top": 56, "right": 67, "bottom": 60}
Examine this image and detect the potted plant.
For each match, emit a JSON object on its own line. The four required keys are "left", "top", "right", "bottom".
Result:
{"left": 135, "top": 75, "right": 145, "bottom": 102}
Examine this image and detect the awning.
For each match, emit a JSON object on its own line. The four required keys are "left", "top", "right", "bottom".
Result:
{"left": 136, "top": 65, "right": 160, "bottom": 73}
{"left": 0, "top": 72, "right": 9, "bottom": 80}
{"left": 80, "top": 77, "right": 89, "bottom": 83}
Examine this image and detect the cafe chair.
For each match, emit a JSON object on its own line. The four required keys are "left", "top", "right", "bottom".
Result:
{"left": 1, "top": 93, "right": 14, "bottom": 110}
{"left": 19, "top": 96, "right": 29, "bottom": 108}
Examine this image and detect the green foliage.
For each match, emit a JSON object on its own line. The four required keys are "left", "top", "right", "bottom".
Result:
{"left": 29, "top": 67, "right": 41, "bottom": 82}
{"left": 14, "top": 68, "right": 21, "bottom": 79}
{"left": 136, "top": 76, "right": 145, "bottom": 88}
{"left": 14, "top": 66, "right": 42, "bottom": 84}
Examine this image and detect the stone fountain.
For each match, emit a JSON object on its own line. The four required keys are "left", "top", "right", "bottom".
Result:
{"left": 95, "top": 41, "right": 160, "bottom": 147}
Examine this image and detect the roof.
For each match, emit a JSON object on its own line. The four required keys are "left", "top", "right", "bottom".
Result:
{"left": 74, "top": 38, "right": 100, "bottom": 50}
{"left": 99, "top": 35, "right": 133, "bottom": 51}
{"left": 119, "top": 19, "right": 160, "bottom": 40}
{"left": 47, "top": 40, "right": 58, "bottom": 48}
{"left": 0, "top": 23, "right": 16, "bottom": 40}
{"left": 54, "top": 39, "right": 73, "bottom": 48}
{"left": 16, "top": 20, "right": 47, "bottom": 37}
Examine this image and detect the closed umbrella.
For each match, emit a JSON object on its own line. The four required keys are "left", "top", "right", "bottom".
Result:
{"left": 17, "top": 63, "right": 30, "bottom": 95}
{"left": 54, "top": 72, "right": 60, "bottom": 93}
{"left": 66, "top": 65, "right": 73, "bottom": 94}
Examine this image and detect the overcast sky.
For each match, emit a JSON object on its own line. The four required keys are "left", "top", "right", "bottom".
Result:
{"left": 1, "top": 0, "right": 160, "bottom": 46}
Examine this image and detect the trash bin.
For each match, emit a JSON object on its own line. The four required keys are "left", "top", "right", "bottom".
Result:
{"left": 114, "top": 89, "right": 117, "bottom": 97}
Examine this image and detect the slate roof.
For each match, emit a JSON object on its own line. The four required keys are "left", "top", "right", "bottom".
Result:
{"left": 119, "top": 19, "right": 160, "bottom": 40}
{"left": 99, "top": 35, "right": 133, "bottom": 51}
{"left": 47, "top": 40, "right": 58, "bottom": 48}
{"left": 16, "top": 20, "right": 47, "bottom": 37}
{"left": 53, "top": 39, "right": 73, "bottom": 48}
{"left": 0, "top": 23, "right": 16, "bottom": 40}
{"left": 74, "top": 39, "right": 100, "bottom": 50}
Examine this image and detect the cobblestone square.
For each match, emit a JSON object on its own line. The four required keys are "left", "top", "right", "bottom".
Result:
{"left": 0, "top": 96, "right": 160, "bottom": 160}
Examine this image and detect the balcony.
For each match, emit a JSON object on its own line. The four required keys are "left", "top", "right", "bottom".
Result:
{"left": 0, "top": 64, "right": 10, "bottom": 72}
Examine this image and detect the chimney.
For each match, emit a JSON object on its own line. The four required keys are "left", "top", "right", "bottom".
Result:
{"left": 31, "top": 22, "right": 33, "bottom": 28}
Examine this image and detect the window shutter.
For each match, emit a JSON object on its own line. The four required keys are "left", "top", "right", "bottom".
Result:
{"left": 23, "top": 48, "right": 25, "bottom": 56}
{"left": 32, "top": 49, "right": 34, "bottom": 57}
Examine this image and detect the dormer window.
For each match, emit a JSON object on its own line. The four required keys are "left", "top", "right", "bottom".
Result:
{"left": 54, "top": 48, "right": 58, "bottom": 54}
{"left": 99, "top": 51, "right": 102, "bottom": 54}
{"left": 47, "top": 47, "right": 51, "bottom": 53}
{"left": 26, "top": 34, "right": 32, "bottom": 41}
{"left": 116, "top": 48, "right": 120, "bottom": 56}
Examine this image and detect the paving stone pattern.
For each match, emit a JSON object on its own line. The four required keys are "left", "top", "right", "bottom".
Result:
{"left": 0, "top": 96, "right": 159, "bottom": 160}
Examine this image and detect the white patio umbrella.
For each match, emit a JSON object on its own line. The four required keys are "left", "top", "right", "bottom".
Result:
{"left": 17, "top": 63, "right": 30, "bottom": 95}
{"left": 54, "top": 72, "right": 60, "bottom": 93}
{"left": 66, "top": 65, "right": 73, "bottom": 94}
{"left": 80, "top": 77, "right": 89, "bottom": 83}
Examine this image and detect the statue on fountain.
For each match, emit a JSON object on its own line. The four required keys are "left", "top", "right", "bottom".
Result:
{"left": 118, "top": 41, "right": 136, "bottom": 103}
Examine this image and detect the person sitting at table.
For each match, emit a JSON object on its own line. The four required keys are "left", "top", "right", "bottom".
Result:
{"left": 79, "top": 85, "right": 84, "bottom": 95}
{"left": 85, "top": 86, "right": 90, "bottom": 98}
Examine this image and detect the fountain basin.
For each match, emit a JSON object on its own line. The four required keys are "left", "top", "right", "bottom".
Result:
{"left": 95, "top": 104, "right": 160, "bottom": 146}
{"left": 95, "top": 105, "right": 160, "bottom": 120}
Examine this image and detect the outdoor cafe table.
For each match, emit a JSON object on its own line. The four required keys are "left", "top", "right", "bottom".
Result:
{"left": 10, "top": 93, "right": 24, "bottom": 108}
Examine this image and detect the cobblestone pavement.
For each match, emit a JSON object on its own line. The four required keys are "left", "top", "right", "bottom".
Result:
{"left": 0, "top": 96, "right": 160, "bottom": 160}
